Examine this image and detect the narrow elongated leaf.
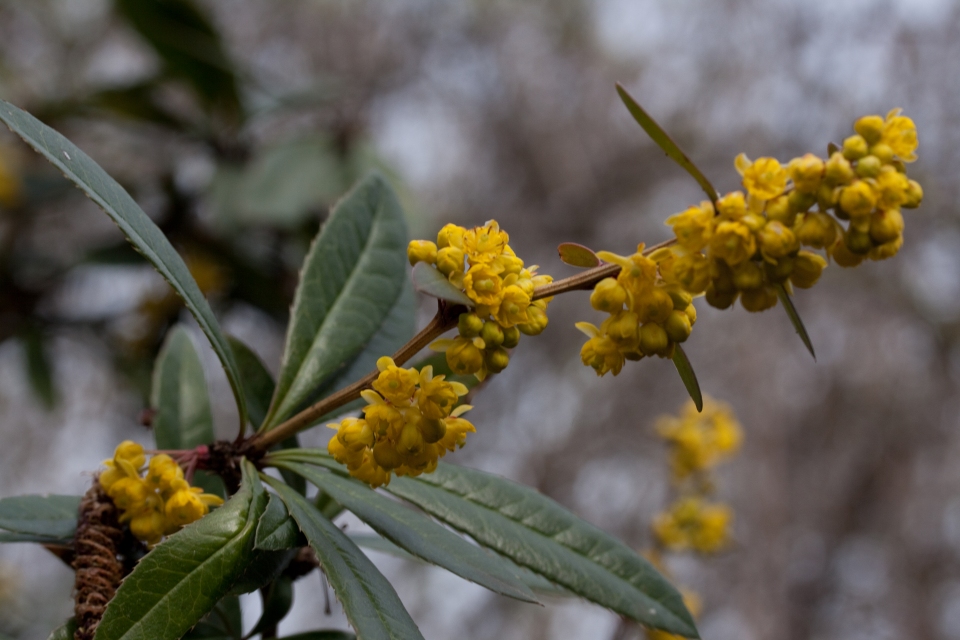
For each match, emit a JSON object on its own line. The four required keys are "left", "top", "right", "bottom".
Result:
{"left": 47, "top": 620, "right": 77, "bottom": 640}
{"left": 22, "top": 324, "right": 56, "bottom": 408}
{"left": 0, "top": 100, "right": 247, "bottom": 426}
{"left": 264, "top": 451, "right": 694, "bottom": 634}
{"left": 671, "top": 345, "right": 703, "bottom": 412}
{"left": 0, "top": 494, "right": 79, "bottom": 539}
{"left": 266, "top": 478, "right": 424, "bottom": 640}
{"left": 248, "top": 577, "right": 294, "bottom": 638}
{"left": 95, "top": 462, "right": 267, "bottom": 640}
{"left": 558, "top": 243, "right": 601, "bottom": 268}
{"left": 255, "top": 492, "right": 303, "bottom": 550}
{"left": 0, "top": 531, "right": 70, "bottom": 543}
{"left": 152, "top": 326, "right": 214, "bottom": 450}
{"left": 183, "top": 596, "right": 242, "bottom": 640}
{"left": 390, "top": 464, "right": 697, "bottom": 637}
{"left": 411, "top": 262, "right": 472, "bottom": 307}
{"left": 264, "top": 173, "right": 408, "bottom": 429}
{"left": 228, "top": 336, "right": 276, "bottom": 432}
{"left": 274, "top": 461, "right": 538, "bottom": 603}
{"left": 616, "top": 83, "right": 718, "bottom": 204}
{"left": 775, "top": 284, "right": 816, "bottom": 360}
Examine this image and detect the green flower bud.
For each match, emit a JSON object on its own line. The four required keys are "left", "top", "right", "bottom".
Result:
{"left": 842, "top": 135, "right": 869, "bottom": 161}
{"left": 788, "top": 189, "right": 817, "bottom": 214}
{"left": 420, "top": 418, "right": 447, "bottom": 444}
{"left": 664, "top": 310, "right": 692, "bottom": 343}
{"left": 479, "top": 321, "right": 504, "bottom": 348}
{"left": 824, "top": 152, "right": 855, "bottom": 186}
{"left": 763, "top": 256, "right": 794, "bottom": 284}
{"left": 854, "top": 115, "right": 884, "bottom": 144}
{"left": 484, "top": 347, "right": 510, "bottom": 373}
{"left": 740, "top": 286, "right": 778, "bottom": 312}
{"left": 373, "top": 441, "right": 404, "bottom": 470}
{"left": 639, "top": 322, "right": 670, "bottom": 357}
{"left": 855, "top": 155, "right": 882, "bottom": 178}
{"left": 458, "top": 312, "right": 484, "bottom": 338}
{"left": 501, "top": 325, "right": 521, "bottom": 349}
{"left": 869, "top": 143, "right": 894, "bottom": 164}
{"left": 732, "top": 261, "right": 763, "bottom": 290}
{"left": 845, "top": 228, "right": 873, "bottom": 255}
{"left": 705, "top": 282, "right": 738, "bottom": 310}
{"left": 903, "top": 179, "right": 923, "bottom": 208}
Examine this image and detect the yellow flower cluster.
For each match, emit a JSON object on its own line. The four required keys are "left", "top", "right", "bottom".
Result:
{"left": 651, "top": 398, "right": 742, "bottom": 554}
{"left": 575, "top": 245, "right": 698, "bottom": 376}
{"left": 327, "top": 357, "right": 476, "bottom": 487}
{"left": 99, "top": 441, "right": 224, "bottom": 546}
{"left": 656, "top": 109, "right": 921, "bottom": 313}
{"left": 408, "top": 221, "right": 554, "bottom": 379}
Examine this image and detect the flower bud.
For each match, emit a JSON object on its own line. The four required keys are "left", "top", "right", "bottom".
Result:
{"left": 518, "top": 305, "right": 549, "bottom": 335}
{"left": 458, "top": 312, "right": 484, "bottom": 338}
{"left": 666, "top": 287, "right": 692, "bottom": 311}
{"left": 339, "top": 418, "right": 374, "bottom": 452}
{"left": 787, "top": 189, "right": 816, "bottom": 214}
{"left": 716, "top": 191, "right": 747, "bottom": 220}
{"left": 740, "top": 286, "right": 778, "bottom": 312}
{"left": 436, "top": 246, "right": 465, "bottom": 277}
{"left": 501, "top": 325, "right": 521, "bottom": 349}
{"left": 796, "top": 212, "right": 837, "bottom": 249}
{"left": 373, "top": 441, "right": 404, "bottom": 470}
{"left": 636, "top": 286, "right": 674, "bottom": 324}
{"left": 854, "top": 115, "right": 884, "bottom": 144}
{"left": 590, "top": 277, "right": 627, "bottom": 312}
{"left": 420, "top": 418, "right": 448, "bottom": 444}
{"left": 765, "top": 196, "right": 795, "bottom": 226}
{"left": 869, "top": 143, "right": 894, "bottom": 164}
{"left": 732, "top": 261, "right": 763, "bottom": 290}
{"left": 603, "top": 310, "right": 640, "bottom": 344}
{"left": 875, "top": 168, "right": 909, "bottom": 209}
{"left": 844, "top": 228, "right": 873, "bottom": 255}
{"left": 668, "top": 253, "right": 711, "bottom": 294}
{"left": 664, "top": 310, "right": 693, "bottom": 343}
{"left": 842, "top": 135, "right": 869, "bottom": 160}
{"left": 903, "top": 179, "right": 923, "bottom": 208}
{"left": 446, "top": 337, "right": 484, "bottom": 375}
{"left": 640, "top": 322, "right": 670, "bottom": 356}
{"left": 816, "top": 184, "right": 840, "bottom": 212}
{"left": 788, "top": 153, "right": 824, "bottom": 193}
{"left": 830, "top": 238, "right": 865, "bottom": 268}
{"left": 757, "top": 221, "right": 799, "bottom": 259}
{"left": 484, "top": 347, "right": 510, "bottom": 373}
{"left": 479, "top": 321, "right": 504, "bottom": 348}
{"left": 868, "top": 235, "right": 903, "bottom": 261}
{"left": 855, "top": 155, "right": 881, "bottom": 178}
{"left": 838, "top": 181, "right": 877, "bottom": 218}
{"left": 824, "top": 152, "right": 854, "bottom": 185}
{"left": 398, "top": 423, "right": 425, "bottom": 457}
{"left": 705, "top": 283, "right": 738, "bottom": 310}
{"left": 869, "top": 209, "right": 904, "bottom": 244}
{"left": 763, "top": 256, "right": 794, "bottom": 284}
{"left": 407, "top": 240, "right": 438, "bottom": 266}
{"left": 790, "top": 251, "right": 827, "bottom": 288}
{"left": 437, "top": 223, "right": 465, "bottom": 249}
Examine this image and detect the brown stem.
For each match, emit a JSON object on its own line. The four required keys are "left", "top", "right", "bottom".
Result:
{"left": 247, "top": 304, "right": 463, "bottom": 452}
{"left": 246, "top": 238, "right": 676, "bottom": 453}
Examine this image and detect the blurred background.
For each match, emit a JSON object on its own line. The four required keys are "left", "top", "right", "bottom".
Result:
{"left": 0, "top": 0, "right": 956, "bottom": 638}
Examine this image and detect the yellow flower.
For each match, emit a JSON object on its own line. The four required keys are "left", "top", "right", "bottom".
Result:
{"left": 741, "top": 156, "right": 787, "bottom": 200}
{"left": 164, "top": 489, "right": 208, "bottom": 528}
{"left": 361, "top": 390, "right": 404, "bottom": 438}
{"left": 787, "top": 153, "right": 824, "bottom": 193}
{"left": 417, "top": 366, "right": 468, "bottom": 420}
{"left": 875, "top": 168, "right": 909, "bottom": 209}
{"left": 434, "top": 336, "right": 484, "bottom": 375}
{"left": 881, "top": 109, "right": 918, "bottom": 162}
{"left": 518, "top": 301, "right": 549, "bottom": 336}
{"left": 663, "top": 252, "right": 711, "bottom": 295}
{"left": 656, "top": 398, "right": 742, "bottom": 479}
{"left": 146, "top": 454, "right": 184, "bottom": 492}
{"left": 337, "top": 417, "right": 375, "bottom": 452}
{"left": 665, "top": 202, "right": 715, "bottom": 252}
{"left": 590, "top": 278, "right": 627, "bottom": 313}
{"left": 495, "top": 285, "right": 531, "bottom": 328}
{"left": 795, "top": 211, "right": 838, "bottom": 249}
{"left": 716, "top": 191, "right": 747, "bottom": 220}
{"left": 129, "top": 508, "right": 165, "bottom": 546}
{"left": 576, "top": 322, "right": 625, "bottom": 376}
{"left": 790, "top": 251, "right": 827, "bottom": 289}
{"left": 462, "top": 264, "right": 504, "bottom": 310}
{"left": 372, "top": 357, "right": 419, "bottom": 405}
{"left": 107, "top": 477, "right": 150, "bottom": 515}
{"left": 436, "top": 246, "right": 465, "bottom": 279}
{"left": 652, "top": 497, "right": 733, "bottom": 553}
{"left": 838, "top": 180, "right": 877, "bottom": 218}
{"left": 756, "top": 221, "right": 799, "bottom": 261}
{"left": 462, "top": 220, "right": 509, "bottom": 265}
{"left": 709, "top": 221, "right": 756, "bottom": 267}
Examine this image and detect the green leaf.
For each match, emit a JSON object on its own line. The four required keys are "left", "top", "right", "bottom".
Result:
{"left": 775, "top": 284, "right": 816, "bottom": 360}
{"left": 616, "top": 83, "right": 718, "bottom": 204}
{"left": 227, "top": 336, "right": 276, "bottom": 432}
{"left": 249, "top": 577, "right": 294, "bottom": 638}
{"left": 411, "top": 262, "right": 472, "bottom": 307}
{"left": 265, "top": 477, "right": 424, "bottom": 640}
{"left": 183, "top": 596, "right": 242, "bottom": 640}
{"left": 264, "top": 173, "right": 409, "bottom": 429}
{"left": 47, "top": 620, "right": 77, "bottom": 640}
{"left": 255, "top": 492, "right": 304, "bottom": 551}
{"left": 95, "top": 461, "right": 267, "bottom": 640}
{"left": 671, "top": 344, "right": 703, "bottom": 412}
{"left": 227, "top": 547, "right": 297, "bottom": 596}
{"left": 114, "top": 0, "right": 242, "bottom": 122}
{"left": 0, "top": 494, "right": 79, "bottom": 539}
{"left": 389, "top": 463, "right": 698, "bottom": 637}
{"left": 152, "top": 326, "right": 214, "bottom": 450}
{"left": 21, "top": 324, "right": 56, "bottom": 408}
{"left": 557, "top": 243, "right": 601, "bottom": 268}
{"left": 0, "top": 531, "right": 70, "bottom": 544}
{"left": 279, "top": 633, "right": 356, "bottom": 640}
{"left": 274, "top": 461, "right": 538, "bottom": 604}
{"left": 0, "top": 99, "right": 248, "bottom": 428}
